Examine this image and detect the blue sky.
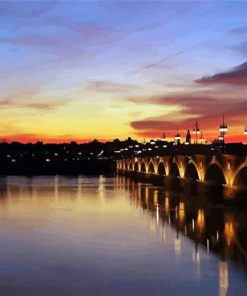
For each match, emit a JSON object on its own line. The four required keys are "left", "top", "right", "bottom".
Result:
{"left": 0, "top": 1, "right": 247, "bottom": 142}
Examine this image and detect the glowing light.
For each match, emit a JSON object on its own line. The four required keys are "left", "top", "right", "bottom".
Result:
{"left": 192, "top": 219, "right": 195, "bottom": 232}
{"left": 156, "top": 205, "right": 159, "bottom": 224}
{"left": 197, "top": 209, "right": 205, "bottom": 230}
{"left": 224, "top": 222, "right": 235, "bottom": 246}
{"left": 174, "top": 237, "right": 181, "bottom": 254}
{"left": 193, "top": 121, "right": 200, "bottom": 144}
{"left": 219, "top": 261, "right": 228, "bottom": 296}
{"left": 174, "top": 128, "right": 181, "bottom": 143}
{"left": 178, "top": 202, "right": 185, "bottom": 223}
{"left": 165, "top": 197, "right": 169, "bottom": 213}
{"left": 192, "top": 250, "right": 200, "bottom": 263}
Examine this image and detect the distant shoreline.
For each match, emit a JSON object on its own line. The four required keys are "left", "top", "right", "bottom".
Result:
{"left": 0, "top": 159, "right": 115, "bottom": 176}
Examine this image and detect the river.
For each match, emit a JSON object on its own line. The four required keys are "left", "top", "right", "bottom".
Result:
{"left": 0, "top": 175, "right": 246, "bottom": 295}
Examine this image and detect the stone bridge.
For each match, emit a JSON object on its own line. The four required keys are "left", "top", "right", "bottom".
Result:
{"left": 117, "top": 154, "right": 247, "bottom": 187}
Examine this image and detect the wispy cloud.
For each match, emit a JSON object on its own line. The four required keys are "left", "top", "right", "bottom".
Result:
{"left": 228, "top": 25, "right": 247, "bottom": 36}
{"left": 0, "top": 35, "right": 62, "bottom": 48}
{"left": 85, "top": 80, "right": 139, "bottom": 93}
{"left": 0, "top": 2, "right": 58, "bottom": 18}
{"left": 24, "top": 101, "right": 69, "bottom": 111}
{"left": 0, "top": 95, "right": 70, "bottom": 111}
{"left": 195, "top": 61, "right": 247, "bottom": 85}
{"left": 234, "top": 42, "right": 247, "bottom": 56}
{"left": 128, "top": 94, "right": 247, "bottom": 116}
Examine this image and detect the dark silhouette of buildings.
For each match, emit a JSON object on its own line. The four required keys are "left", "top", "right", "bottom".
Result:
{"left": 0, "top": 137, "right": 246, "bottom": 175}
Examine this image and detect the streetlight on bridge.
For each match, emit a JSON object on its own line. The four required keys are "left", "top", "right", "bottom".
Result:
{"left": 219, "top": 115, "right": 228, "bottom": 153}
{"left": 193, "top": 121, "right": 200, "bottom": 144}
{"left": 174, "top": 128, "right": 181, "bottom": 145}
{"left": 219, "top": 115, "right": 228, "bottom": 139}
{"left": 199, "top": 133, "right": 205, "bottom": 144}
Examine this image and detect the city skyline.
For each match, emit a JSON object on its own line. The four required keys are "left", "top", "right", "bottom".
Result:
{"left": 1, "top": 1, "right": 247, "bottom": 143}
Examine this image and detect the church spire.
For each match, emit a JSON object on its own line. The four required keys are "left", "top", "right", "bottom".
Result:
{"left": 185, "top": 130, "right": 191, "bottom": 144}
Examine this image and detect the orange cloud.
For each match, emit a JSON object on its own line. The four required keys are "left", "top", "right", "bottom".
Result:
{"left": 129, "top": 93, "right": 247, "bottom": 142}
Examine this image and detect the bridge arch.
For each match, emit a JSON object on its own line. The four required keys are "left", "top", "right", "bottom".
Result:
{"left": 184, "top": 162, "right": 200, "bottom": 181}
{"left": 148, "top": 161, "right": 155, "bottom": 174}
{"left": 128, "top": 162, "right": 134, "bottom": 171}
{"left": 170, "top": 162, "right": 180, "bottom": 178}
{"left": 233, "top": 165, "right": 247, "bottom": 187}
{"left": 157, "top": 162, "right": 166, "bottom": 176}
{"left": 134, "top": 162, "right": 139, "bottom": 172}
{"left": 140, "top": 162, "right": 146, "bottom": 173}
{"left": 205, "top": 163, "right": 226, "bottom": 185}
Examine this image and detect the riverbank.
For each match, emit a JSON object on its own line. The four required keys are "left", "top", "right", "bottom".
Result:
{"left": 0, "top": 159, "right": 115, "bottom": 175}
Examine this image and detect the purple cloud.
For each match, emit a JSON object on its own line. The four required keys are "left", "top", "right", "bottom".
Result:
{"left": 129, "top": 93, "right": 247, "bottom": 139}
{"left": 195, "top": 61, "right": 247, "bottom": 85}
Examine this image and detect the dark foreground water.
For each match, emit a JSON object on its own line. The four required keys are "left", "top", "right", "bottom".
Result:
{"left": 0, "top": 175, "right": 247, "bottom": 296}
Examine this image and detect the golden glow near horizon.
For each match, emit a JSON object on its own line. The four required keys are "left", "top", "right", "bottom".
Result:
{"left": 1, "top": 93, "right": 182, "bottom": 142}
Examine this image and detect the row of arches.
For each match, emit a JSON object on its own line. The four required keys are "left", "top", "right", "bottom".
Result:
{"left": 118, "top": 160, "right": 247, "bottom": 187}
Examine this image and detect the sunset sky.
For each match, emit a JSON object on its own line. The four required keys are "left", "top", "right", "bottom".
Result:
{"left": 0, "top": 0, "right": 247, "bottom": 143}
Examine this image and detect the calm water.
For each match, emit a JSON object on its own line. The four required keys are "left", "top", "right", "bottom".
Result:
{"left": 0, "top": 175, "right": 247, "bottom": 295}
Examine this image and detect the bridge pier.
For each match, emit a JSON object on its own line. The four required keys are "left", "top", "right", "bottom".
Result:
{"left": 117, "top": 154, "right": 247, "bottom": 190}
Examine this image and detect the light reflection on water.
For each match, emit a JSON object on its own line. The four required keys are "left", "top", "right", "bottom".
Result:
{"left": 0, "top": 175, "right": 246, "bottom": 295}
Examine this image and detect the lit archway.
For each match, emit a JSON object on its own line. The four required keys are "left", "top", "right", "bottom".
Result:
{"left": 170, "top": 163, "right": 180, "bottom": 178}
{"left": 148, "top": 162, "right": 155, "bottom": 174}
{"left": 233, "top": 167, "right": 247, "bottom": 187}
{"left": 184, "top": 163, "right": 200, "bottom": 180}
{"left": 134, "top": 162, "right": 139, "bottom": 172}
{"left": 141, "top": 162, "right": 146, "bottom": 173}
{"left": 157, "top": 162, "right": 166, "bottom": 176}
{"left": 205, "top": 164, "right": 226, "bottom": 185}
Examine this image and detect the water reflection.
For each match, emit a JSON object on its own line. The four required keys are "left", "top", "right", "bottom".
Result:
{"left": 219, "top": 261, "right": 228, "bottom": 296}
{"left": 0, "top": 175, "right": 246, "bottom": 295}
{"left": 116, "top": 175, "right": 247, "bottom": 295}
{"left": 118, "top": 175, "right": 247, "bottom": 268}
